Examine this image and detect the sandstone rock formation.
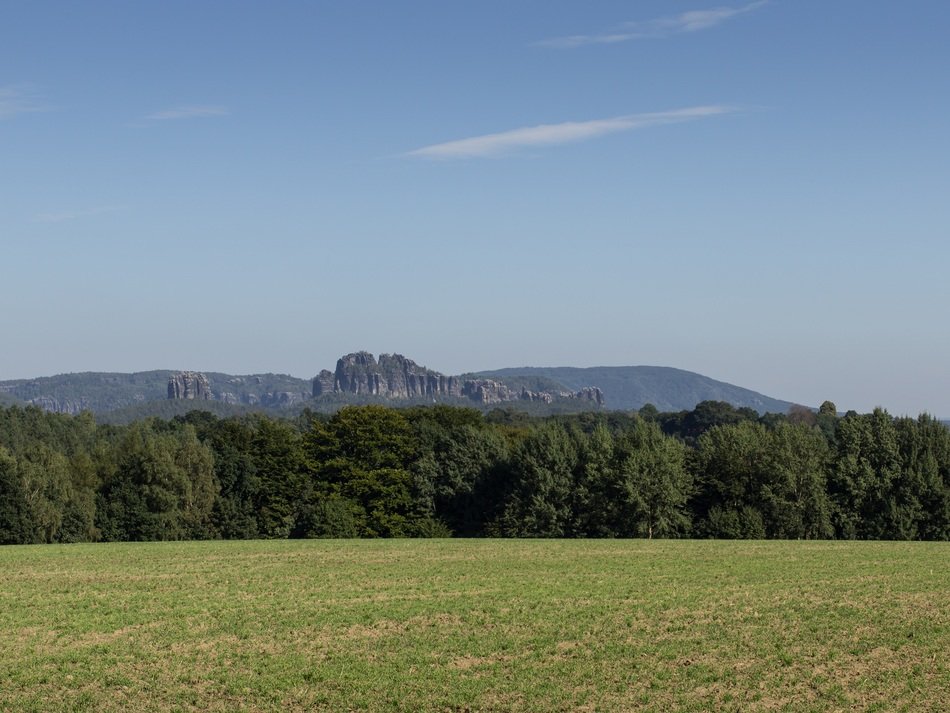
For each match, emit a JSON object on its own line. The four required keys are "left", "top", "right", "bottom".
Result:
{"left": 167, "top": 371, "right": 212, "bottom": 400}
{"left": 259, "top": 391, "right": 309, "bottom": 407}
{"left": 314, "top": 352, "right": 605, "bottom": 408}
{"left": 568, "top": 386, "right": 605, "bottom": 406}
{"left": 462, "top": 379, "right": 515, "bottom": 404}
{"left": 378, "top": 353, "right": 464, "bottom": 399}
{"left": 325, "top": 352, "right": 463, "bottom": 399}
{"left": 312, "top": 370, "right": 335, "bottom": 396}
{"left": 28, "top": 396, "right": 92, "bottom": 414}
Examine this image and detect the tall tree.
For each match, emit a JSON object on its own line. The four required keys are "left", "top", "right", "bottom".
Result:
{"left": 408, "top": 406, "right": 508, "bottom": 536}
{"left": 618, "top": 420, "right": 693, "bottom": 538}
{"left": 306, "top": 406, "right": 421, "bottom": 537}
{"left": 694, "top": 422, "right": 770, "bottom": 538}
{"left": 96, "top": 421, "right": 217, "bottom": 541}
{"left": 573, "top": 423, "right": 619, "bottom": 537}
{"left": 829, "top": 409, "right": 902, "bottom": 539}
{"left": 760, "top": 423, "right": 833, "bottom": 539}
{"left": 249, "top": 416, "right": 307, "bottom": 538}
{"left": 893, "top": 415, "right": 950, "bottom": 540}
{"left": 494, "top": 423, "right": 578, "bottom": 537}
{"left": 0, "top": 447, "right": 34, "bottom": 544}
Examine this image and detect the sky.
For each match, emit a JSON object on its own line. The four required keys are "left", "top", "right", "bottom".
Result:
{"left": 2, "top": 1, "right": 949, "bottom": 416}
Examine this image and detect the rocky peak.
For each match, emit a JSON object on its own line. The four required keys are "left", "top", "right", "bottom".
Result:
{"left": 312, "top": 351, "right": 605, "bottom": 409}
{"left": 519, "top": 387, "right": 554, "bottom": 404}
{"left": 28, "top": 396, "right": 92, "bottom": 415}
{"left": 462, "top": 379, "right": 514, "bottom": 404}
{"left": 312, "top": 369, "right": 335, "bottom": 397}
{"left": 167, "top": 371, "right": 212, "bottom": 400}
{"left": 334, "top": 352, "right": 382, "bottom": 395}
{"left": 330, "top": 352, "right": 462, "bottom": 399}
{"left": 569, "top": 386, "right": 605, "bottom": 406}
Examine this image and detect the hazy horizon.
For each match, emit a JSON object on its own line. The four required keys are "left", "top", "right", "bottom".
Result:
{"left": 3, "top": 1, "right": 948, "bottom": 416}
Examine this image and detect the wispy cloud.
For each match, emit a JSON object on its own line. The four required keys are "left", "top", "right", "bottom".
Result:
{"left": 537, "top": 1, "right": 768, "bottom": 48}
{"left": 405, "top": 106, "right": 734, "bottom": 160}
{"left": 143, "top": 105, "right": 229, "bottom": 121}
{"left": 0, "top": 85, "right": 47, "bottom": 120}
{"left": 34, "top": 206, "right": 126, "bottom": 223}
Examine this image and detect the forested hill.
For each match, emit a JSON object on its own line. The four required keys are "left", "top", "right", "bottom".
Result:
{"left": 0, "top": 358, "right": 798, "bottom": 418}
{"left": 1, "top": 401, "right": 948, "bottom": 543}
{"left": 0, "top": 371, "right": 311, "bottom": 417}
{"left": 475, "top": 366, "right": 794, "bottom": 414}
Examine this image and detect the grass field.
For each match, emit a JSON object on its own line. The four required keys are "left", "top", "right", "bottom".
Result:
{"left": 0, "top": 540, "right": 947, "bottom": 712}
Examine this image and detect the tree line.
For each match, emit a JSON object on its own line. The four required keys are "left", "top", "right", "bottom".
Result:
{"left": 1, "top": 400, "right": 947, "bottom": 543}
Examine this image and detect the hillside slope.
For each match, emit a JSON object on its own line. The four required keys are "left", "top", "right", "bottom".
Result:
{"left": 475, "top": 366, "right": 796, "bottom": 413}
{"left": 0, "top": 359, "right": 799, "bottom": 418}
{"left": 0, "top": 371, "right": 311, "bottom": 415}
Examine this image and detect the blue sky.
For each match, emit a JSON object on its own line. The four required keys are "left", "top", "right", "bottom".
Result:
{"left": 2, "top": 1, "right": 949, "bottom": 415}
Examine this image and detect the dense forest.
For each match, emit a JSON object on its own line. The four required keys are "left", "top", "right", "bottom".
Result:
{"left": 1, "top": 400, "right": 948, "bottom": 543}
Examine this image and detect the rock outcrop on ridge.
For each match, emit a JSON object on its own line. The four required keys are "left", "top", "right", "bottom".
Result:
{"left": 314, "top": 352, "right": 604, "bottom": 407}
{"left": 167, "top": 371, "right": 212, "bottom": 400}
{"left": 0, "top": 357, "right": 800, "bottom": 418}
{"left": 327, "top": 352, "right": 464, "bottom": 399}
{"left": 26, "top": 396, "right": 93, "bottom": 414}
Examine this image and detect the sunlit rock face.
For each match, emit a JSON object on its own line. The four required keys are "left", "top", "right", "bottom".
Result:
{"left": 330, "top": 352, "right": 463, "bottom": 399}
{"left": 313, "top": 352, "right": 605, "bottom": 408}
{"left": 167, "top": 371, "right": 212, "bottom": 400}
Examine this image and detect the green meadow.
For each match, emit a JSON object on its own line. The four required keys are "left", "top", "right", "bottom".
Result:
{"left": 1, "top": 540, "right": 947, "bottom": 712}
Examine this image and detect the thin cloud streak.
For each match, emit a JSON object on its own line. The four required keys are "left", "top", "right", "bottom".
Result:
{"left": 537, "top": 1, "right": 768, "bottom": 48}
{"left": 0, "top": 85, "right": 47, "bottom": 119}
{"left": 406, "top": 106, "right": 734, "bottom": 159}
{"left": 144, "top": 105, "right": 229, "bottom": 121}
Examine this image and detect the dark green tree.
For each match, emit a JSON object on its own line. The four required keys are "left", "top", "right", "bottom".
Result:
{"left": 58, "top": 451, "right": 100, "bottom": 542}
{"left": 0, "top": 447, "right": 35, "bottom": 544}
{"left": 96, "top": 421, "right": 217, "bottom": 541}
{"left": 185, "top": 414, "right": 261, "bottom": 539}
{"left": 249, "top": 416, "right": 307, "bottom": 538}
{"left": 494, "top": 423, "right": 578, "bottom": 537}
{"left": 829, "top": 409, "right": 902, "bottom": 539}
{"left": 694, "top": 421, "right": 771, "bottom": 538}
{"left": 306, "top": 406, "right": 421, "bottom": 537}
{"left": 408, "top": 406, "right": 508, "bottom": 536}
{"left": 618, "top": 420, "right": 693, "bottom": 538}
{"left": 760, "top": 423, "right": 833, "bottom": 539}
{"left": 573, "top": 423, "right": 618, "bottom": 537}
{"left": 893, "top": 415, "right": 950, "bottom": 540}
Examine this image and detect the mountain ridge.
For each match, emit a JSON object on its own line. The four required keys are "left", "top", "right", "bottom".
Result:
{"left": 0, "top": 353, "right": 801, "bottom": 418}
{"left": 474, "top": 365, "right": 795, "bottom": 414}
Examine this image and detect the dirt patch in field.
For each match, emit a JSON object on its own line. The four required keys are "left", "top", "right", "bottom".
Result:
{"left": 448, "top": 653, "right": 514, "bottom": 670}
{"left": 336, "top": 612, "right": 466, "bottom": 643}
{"left": 341, "top": 619, "right": 408, "bottom": 641}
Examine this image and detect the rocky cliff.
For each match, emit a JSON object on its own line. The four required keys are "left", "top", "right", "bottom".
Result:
{"left": 319, "top": 352, "right": 464, "bottom": 399}
{"left": 26, "top": 396, "right": 94, "bottom": 414}
{"left": 167, "top": 372, "right": 309, "bottom": 407}
{"left": 313, "top": 370, "right": 336, "bottom": 396}
{"left": 564, "top": 386, "right": 605, "bottom": 406}
{"left": 315, "top": 352, "right": 604, "bottom": 407}
{"left": 458, "top": 377, "right": 604, "bottom": 406}
{"left": 461, "top": 379, "right": 515, "bottom": 404}
{"left": 0, "top": 358, "right": 801, "bottom": 419}
{"left": 167, "top": 371, "right": 212, "bottom": 400}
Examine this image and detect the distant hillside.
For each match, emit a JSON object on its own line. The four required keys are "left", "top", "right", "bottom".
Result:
{"left": 0, "top": 371, "right": 172, "bottom": 414}
{"left": 458, "top": 372, "right": 572, "bottom": 395}
{"left": 0, "top": 371, "right": 311, "bottom": 416}
{"left": 475, "top": 366, "right": 796, "bottom": 414}
{"left": 0, "top": 355, "right": 800, "bottom": 419}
